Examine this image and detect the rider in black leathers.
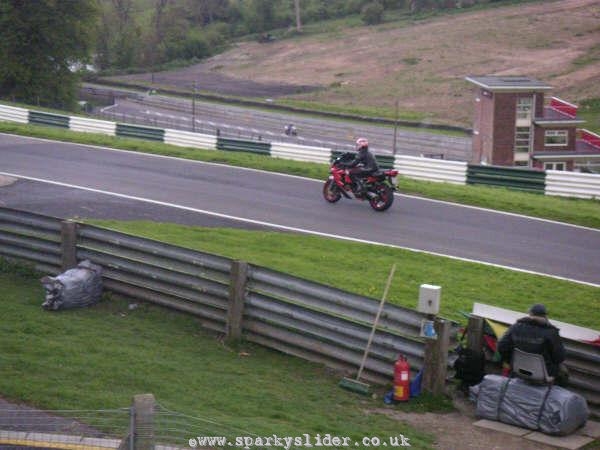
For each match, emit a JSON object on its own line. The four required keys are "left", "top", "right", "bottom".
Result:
{"left": 348, "top": 138, "right": 379, "bottom": 195}
{"left": 497, "top": 303, "right": 568, "bottom": 385}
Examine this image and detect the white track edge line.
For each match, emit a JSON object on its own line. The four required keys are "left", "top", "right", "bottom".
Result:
{"left": 1, "top": 171, "right": 598, "bottom": 288}
{"left": 3, "top": 132, "right": 597, "bottom": 233}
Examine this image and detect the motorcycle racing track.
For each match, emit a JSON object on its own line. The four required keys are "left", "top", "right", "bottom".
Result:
{"left": 1, "top": 133, "right": 599, "bottom": 287}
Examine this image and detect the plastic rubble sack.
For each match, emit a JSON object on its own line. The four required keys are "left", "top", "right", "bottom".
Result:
{"left": 41, "top": 260, "right": 103, "bottom": 311}
{"left": 470, "top": 374, "right": 588, "bottom": 436}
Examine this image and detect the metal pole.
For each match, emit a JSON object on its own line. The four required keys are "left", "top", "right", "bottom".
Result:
{"left": 294, "top": 0, "right": 302, "bottom": 32}
{"left": 393, "top": 98, "right": 399, "bottom": 156}
{"left": 129, "top": 406, "right": 135, "bottom": 450}
{"left": 192, "top": 81, "right": 196, "bottom": 132}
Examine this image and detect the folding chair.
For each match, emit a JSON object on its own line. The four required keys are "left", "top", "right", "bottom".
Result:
{"left": 511, "top": 348, "right": 554, "bottom": 385}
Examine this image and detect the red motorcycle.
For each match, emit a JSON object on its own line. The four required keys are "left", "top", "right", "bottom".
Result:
{"left": 322, "top": 152, "right": 399, "bottom": 212}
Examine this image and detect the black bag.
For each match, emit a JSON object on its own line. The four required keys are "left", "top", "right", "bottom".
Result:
{"left": 453, "top": 325, "right": 486, "bottom": 392}
{"left": 454, "top": 345, "right": 485, "bottom": 388}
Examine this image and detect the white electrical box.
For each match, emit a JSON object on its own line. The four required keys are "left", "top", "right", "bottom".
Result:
{"left": 417, "top": 284, "right": 441, "bottom": 315}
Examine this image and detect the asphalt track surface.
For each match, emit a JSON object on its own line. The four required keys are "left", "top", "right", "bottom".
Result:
{"left": 96, "top": 94, "right": 472, "bottom": 160}
{"left": 1, "top": 133, "right": 599, "bottom": 287}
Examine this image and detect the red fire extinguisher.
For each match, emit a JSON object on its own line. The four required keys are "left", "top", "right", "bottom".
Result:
{"left": 393, "top": 354, "right": 410, "bottom": 401}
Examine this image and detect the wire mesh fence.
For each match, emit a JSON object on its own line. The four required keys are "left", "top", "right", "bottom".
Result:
{"left": 0, "top": 401, "right": 130, "bottom": 449}
{"left": 0, "top": 397, "right": 299, "bottom": 450}
{"left": 153, "top": 402, "right": 317, "bottom": 450}
{"left": 154, "top": 402, "right": 258, "bottom": 450}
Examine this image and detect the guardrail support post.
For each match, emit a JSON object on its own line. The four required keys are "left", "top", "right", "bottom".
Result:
{"left": 466, "top": 315, "right": 484, "bottom": 355}
{"left": 226, "top": 260, "right": 248, "bottom": 342}
{"left": 422, "top": 318, "right": 451, "bottom": 395}
{"left": 132, "top": 393, "right": 155, "bottom": 450}
{"left": 60, "top": 220, "right": 78, "bottom": 271}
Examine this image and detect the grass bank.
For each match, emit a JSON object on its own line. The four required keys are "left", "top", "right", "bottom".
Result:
{"left": 1, "top": 122, "right": 598, "bottom": 229}
{"left": 87, "top": 220, "right": 600, "bottom": 330}
{"left": 579, "top": 98, "right": 600, "bottom": 135}
{"left": 0, "top": 261, "right": 444, "bottom": 448}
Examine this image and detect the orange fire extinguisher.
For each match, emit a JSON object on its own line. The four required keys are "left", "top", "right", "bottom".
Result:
{"left": 393, "top": 354, "right": 410, "bottom": 401}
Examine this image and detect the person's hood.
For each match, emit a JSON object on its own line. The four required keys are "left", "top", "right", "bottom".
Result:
{"left": 517, "top": 315, "right": 552, "bottom": 327}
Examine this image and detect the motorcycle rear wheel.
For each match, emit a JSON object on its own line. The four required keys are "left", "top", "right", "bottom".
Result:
{"left": 323, "top": 179, "right": 342, "bottom": 203}
{"left": 369, "top": 184, "right": 394, "bottom": 211}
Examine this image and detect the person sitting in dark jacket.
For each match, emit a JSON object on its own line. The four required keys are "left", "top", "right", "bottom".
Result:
{"left": 348, "top": 137, "right": 379, "bottom": 195}
{"left": 497, "top": 303, "right": 568, "bottom": 386}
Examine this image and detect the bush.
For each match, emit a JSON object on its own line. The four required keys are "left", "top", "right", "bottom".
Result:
{"left": 361, "top": 1, "right": 385, "bottom": 25}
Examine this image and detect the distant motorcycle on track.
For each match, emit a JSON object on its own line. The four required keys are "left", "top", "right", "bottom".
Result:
{"left": 284, "top": 123, "right": 297, "bottom": 136}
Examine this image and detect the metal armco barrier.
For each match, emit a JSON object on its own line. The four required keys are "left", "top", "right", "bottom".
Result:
{"left": 0, "top": 206, "right": 456, "bottom": 390}
{"left": 0, "top": 208, "right": 62, "bottom": 275}
{"left": 69, "top": 116, "right": 116, "bottom": 135}
{"left": 545, "top": 170, "right": 600, "bottom": 200}
{"left": 467, "top": 165, "right": 546, "bottom": 192}
{"left": 217, "top": 137, "right": 271, "bottom": 155}
{"left": 270, "top": 142, "right": 330, "bottom": 164}
{"left": 76, "top": 223, "right": 232, "bottom": 334}
{"left": 0, "top": 104, "right": 28, "bottom": 124}
{"left": 563, "top": 339, "right": 600, "bottom": 418}
{"left": 3, "top": 206, "right": 599, "bottom": 408}
{"left": 245, "top": 265, "right": 431, "bottom": 384}
{"left": 28, "top": 111, "right": 69, "bottom": 128}
{"left": 395, "top": 155, "right": 467, "bottom": 184}
{"left": 116, "top": 123, "right": 165, "bottom": 141}
{"left": 164, "top": 128, "right": 217, "bottom": 150}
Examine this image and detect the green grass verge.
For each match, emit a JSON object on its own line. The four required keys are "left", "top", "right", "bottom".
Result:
{"left": 579, "top": 98, "right": 600, "bottom": 135}
{"left": 86, "top": 221, "right": 600, "bottom": 330}
{"left": 0, "top": 261, "right": 445, "bottom": 448}
{"left": 1, "top": 121, "right": 598, "bottom": 229}
{"left": 274, "top": 97, "right": 428, "bottom": 124}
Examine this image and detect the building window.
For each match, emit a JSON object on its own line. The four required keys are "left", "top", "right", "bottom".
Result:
{"left": 544, "top": 162, "right": 565, "bottom": 170}
{"left": 545, "top": 130, "right": 568, "bottom": 146}
{"left": 516, "top": 97, "right": 533, "bottom": 121}
{"left": 515, "top": 127, "right": 531, "bottom": 153}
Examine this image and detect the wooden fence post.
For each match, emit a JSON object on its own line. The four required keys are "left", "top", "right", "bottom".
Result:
{"left": 226, "top": 260, "right": 248, "bottom": 342}
{"left": 466, "top": 315, "right": 485, "bottom": 355}
{"left": 60, "top": 220, "right": 78, "bottom": 271}
{"left": 422, "top": 318, "right": 451, "bottom": 395}
{"left": 132, "top": 393, "right": 155, "bottom": 450}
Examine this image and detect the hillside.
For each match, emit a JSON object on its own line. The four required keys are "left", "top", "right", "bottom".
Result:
{"left": 108, "top": 0, "right": 600, "bottom": 127}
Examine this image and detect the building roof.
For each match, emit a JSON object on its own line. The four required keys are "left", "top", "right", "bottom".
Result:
{"left": 465, "top": 75, "right": 553, "bottom": 92}
{"left": 532, "top": 140, "right": 600, "bottom": 160}
{"left": 534, "top": 107, "right": 586, "bottom": 126}
{"left": 577, "top": 140, "right": 600, "bottom": 153}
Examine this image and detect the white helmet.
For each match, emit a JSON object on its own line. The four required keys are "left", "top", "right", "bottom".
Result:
{"left": 355, "top": 137, "right": 369, "bottom": 150}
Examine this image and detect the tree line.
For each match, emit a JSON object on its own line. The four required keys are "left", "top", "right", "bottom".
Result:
{"left": 96, "top": 0, "right": 407, "bottom": 72}
{"left": 0, "top": 0, "right": 513, "bottom": 109}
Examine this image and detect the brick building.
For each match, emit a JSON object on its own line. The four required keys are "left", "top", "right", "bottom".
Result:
{"left": 465, "top": 75, "right": 600, "bottom": 171}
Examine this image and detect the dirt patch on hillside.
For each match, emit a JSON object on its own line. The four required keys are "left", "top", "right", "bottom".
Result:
{"left": 109, "top": 0, "right": 600, "bottom": 126}
{"left": 117, "top": 68, "right": 321, "bottom": 99}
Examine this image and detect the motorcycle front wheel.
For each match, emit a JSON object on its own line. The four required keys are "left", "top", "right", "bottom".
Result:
{"left": 323, "top": 179, "right": 342, "bottom": 203}
{"left": 369, "top": 184, "right": 394, "bottom": 212}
